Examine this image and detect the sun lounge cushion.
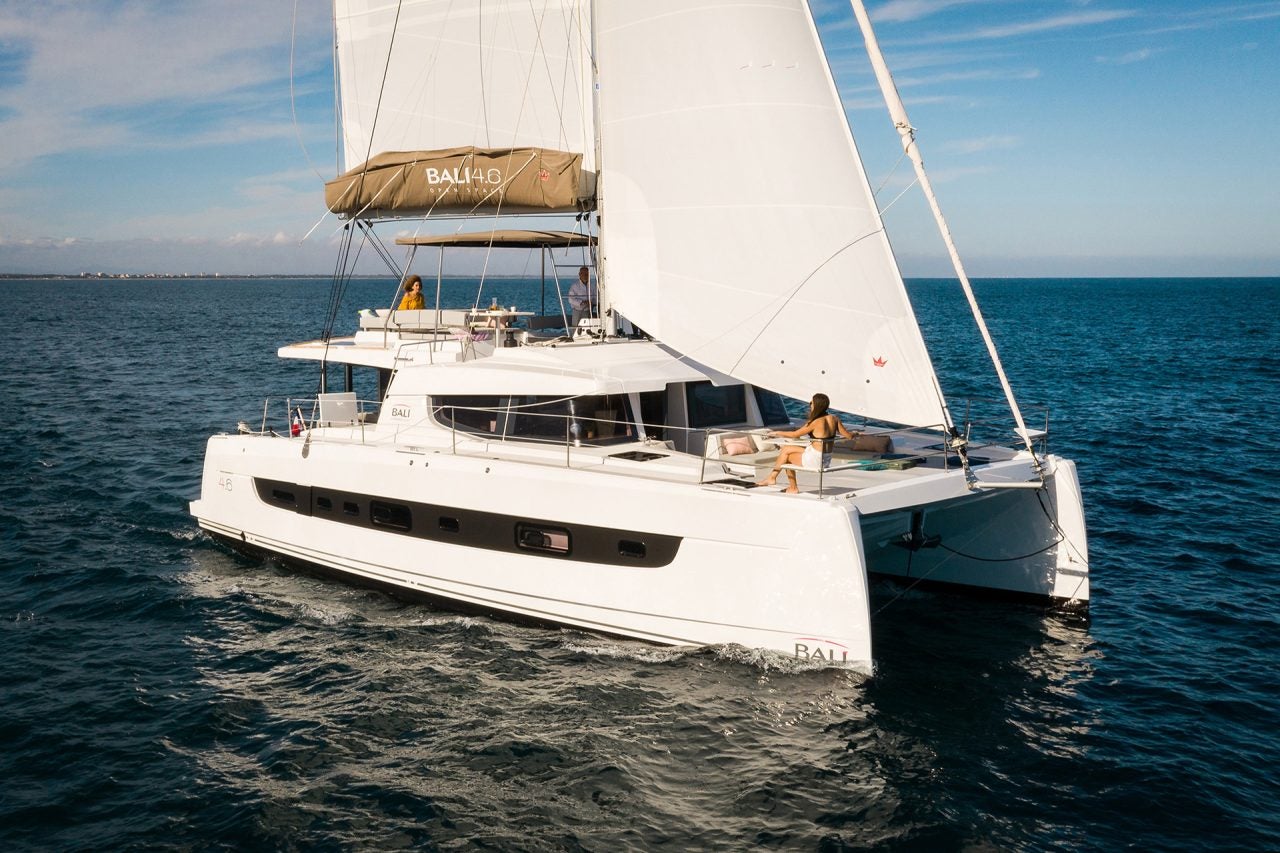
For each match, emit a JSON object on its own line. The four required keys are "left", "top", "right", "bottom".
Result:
{"left": 850, "top": 433, "right": 893, "bottom": 453}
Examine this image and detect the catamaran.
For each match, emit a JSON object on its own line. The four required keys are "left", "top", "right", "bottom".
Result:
{"left": 190, "top": 0, "right": 1089, "bottom": 671}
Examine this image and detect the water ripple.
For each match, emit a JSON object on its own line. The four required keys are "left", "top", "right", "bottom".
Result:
{"left": 1, "top": 277, "right": 1278, "bottom": 849}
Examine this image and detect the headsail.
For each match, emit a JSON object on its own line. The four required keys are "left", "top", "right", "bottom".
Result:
{"left": 331, "top": 0, "right": 596, "bottom": 215}
{"left": 595, "top": 0, "right": 949, "bottom": 428}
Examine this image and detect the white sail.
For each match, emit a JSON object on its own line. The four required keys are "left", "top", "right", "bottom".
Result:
{"left": 334, "top": 0, "right": 595, "bottom": 174}
{"left": 596, "top": 0, "right": 949, "bottom": 428}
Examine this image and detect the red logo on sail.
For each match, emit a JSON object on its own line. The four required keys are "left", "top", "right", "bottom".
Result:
{"left": 537, "top": 168, "right": 550, "bottom": 181}
{"left": 873, "top": 356, "right": 887, "bottom": 367}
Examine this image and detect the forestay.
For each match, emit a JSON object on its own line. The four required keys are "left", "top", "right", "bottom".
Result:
{"left": 595, "top": 0, "right": 950, "bottom": 429}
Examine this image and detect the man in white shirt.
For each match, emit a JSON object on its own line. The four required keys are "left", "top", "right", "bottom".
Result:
{"left": 568, "top": 266, "right": 597, "bottom": 329}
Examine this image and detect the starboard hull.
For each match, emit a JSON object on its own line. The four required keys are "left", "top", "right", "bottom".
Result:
{"left": 859, "top": 456, "right": 1090, "bottom": 608}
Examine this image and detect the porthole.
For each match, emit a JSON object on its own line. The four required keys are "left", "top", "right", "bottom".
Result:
{"left": 618, "top": 540, "right": 647, "bottom": 560}
{"left": 370, "top": 500, "right": 412, "bottom": 531}
{"left": 515, "top": 523, "right": 571, "bottom": 555}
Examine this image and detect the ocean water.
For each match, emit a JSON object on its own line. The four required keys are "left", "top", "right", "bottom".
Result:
{"left": 2, "top": 276, "right": 1277, "bottom": 850}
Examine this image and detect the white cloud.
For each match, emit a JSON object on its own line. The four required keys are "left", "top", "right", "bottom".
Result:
{"left": 940, "top": 135, "right": 1020, "bottom": 155}
{"left": 1095, "top": 47, "right": 1157, "bottom": 64}
{"left": 911, "top": 10, "right": 1138, "bottom": 45}
{"left": 870, "top": 0, "right": 985, "bottom": 23}
{"left": 0, "top": 0, "right": 332, "bottom": 174}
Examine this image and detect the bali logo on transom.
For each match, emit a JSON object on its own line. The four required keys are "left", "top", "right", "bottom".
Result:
{"left": 793, "top": 637, "right": 849, "bottom": 662}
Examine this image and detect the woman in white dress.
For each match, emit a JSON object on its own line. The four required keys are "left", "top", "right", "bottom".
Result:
{"left": 755, "top": 393, "right": 855, "bottom": 494}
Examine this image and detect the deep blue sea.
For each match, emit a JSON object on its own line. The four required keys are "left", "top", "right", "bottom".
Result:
{"left": 2, "top": 276, "right": 1277, "bottom": 850}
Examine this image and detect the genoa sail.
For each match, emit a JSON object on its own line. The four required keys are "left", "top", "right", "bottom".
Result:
{"left": 332, "top": 0, "right": 596, "bottom": 214}
{"left": 595, "top": 0, "right": 950, "bottom": 429}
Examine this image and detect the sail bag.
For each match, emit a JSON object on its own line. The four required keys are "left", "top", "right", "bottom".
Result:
{"left": 325, "top": 146, "right": 588, "bottom": 217}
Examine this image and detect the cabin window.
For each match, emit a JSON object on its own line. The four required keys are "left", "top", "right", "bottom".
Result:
{"left": 516, "top": 523, "right": 571, "bottom": 555}
{"left": 618, "top": 540, "right": 647, "bottom": 560}
{"left": 686, "top": 381, "right": 747, "bottom": 428}
{"left": 637, "top": 390, "right": 667, "bottom": 440}
{"left": 505, "top": 396, "right": 573, "bottom": 440}
{"left": 316, "top": 496, "right": 333, "bottom": 511}
{"left": 370, "top": 500, "right": 412, "bottom": 531}
{"left": 434, "top": 395, "right": 504, "bottom": 434}
{"left": 438, "top": 516, "right": 460, "bottom": 533}
{"left": 754, "top": 388, "right": 791, "bottom": 426}
{"left": 578, "top": 394, "right": 633, "bottom": 442}
{"left": 434, "top": 394, "right": 634, "bottom": 445}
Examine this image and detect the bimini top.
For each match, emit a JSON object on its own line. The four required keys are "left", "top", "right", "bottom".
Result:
{"left": 394, "top": 230, "right": 593, "bottom": 249}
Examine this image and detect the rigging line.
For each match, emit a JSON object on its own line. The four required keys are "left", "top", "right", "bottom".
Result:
{"left": 320, "top": 227, "right": 349, "bottom": 347}
{"left": 871, "top": 551, "right": 945, "bottom": 617}
{"left": 717, "top": 228, "right": 885, "bottom": 373}
{"left": 939, "top": 539, "right": 1059, "bottom": 563}
{"left": 525, "top": 0, "right": 571, "bottom": 153}
{"left": 877, "top": 175, "right": 920, "bottom": 217}
{"left": 322, "top": 224, "right": 354, "bottom": 334}
{"left": 463, "top": 151, "right": 540, "bottom": 311}
{"left": 478, "top": 0, "right": 491, "bottom": 146}
{"left": 318, "top": 226, "right": 357, "bottom": 376}
{"left": 328, "top": 227, "right": 366, "bottom": 332}
{"left": 351, "top": 0, "right": 406, "bottom": 210}
{"left": 289, "top": 0, "right": 325, "bottom": 182}
{"left": 850, "top": 0, "right": 1039, "bottom": 465}
{"left": 1036, "top": 485, "right": 1088, "bottom": 568}
{"left": 872, "top": 148, "right": 909, "bottom": 199}
{"left": 339, "top": 162, "right": 414, "bottom": 222}
{"left": 331, "top": 0, "right": 341, "bottom": 175}
{"left": 360, "top": 221, "right": 410, "bottom": 281}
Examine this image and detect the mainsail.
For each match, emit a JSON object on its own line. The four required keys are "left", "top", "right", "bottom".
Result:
{"left": 595, "top": 0, "right": 949, "bottom": 429}
{"left": 331, "top": 0, "right": 596, "bottom": 214}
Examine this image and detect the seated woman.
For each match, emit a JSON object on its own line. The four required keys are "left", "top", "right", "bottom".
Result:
{"left": 397, "top": 274, "right": 425, "bottom": 310}
{"left": 755, "top": 393, "right": 855, "bottom": 494}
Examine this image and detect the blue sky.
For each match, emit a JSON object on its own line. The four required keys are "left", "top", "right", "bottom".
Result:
{"left": 0, "top": 0, "right": 1276, "bottom": 276}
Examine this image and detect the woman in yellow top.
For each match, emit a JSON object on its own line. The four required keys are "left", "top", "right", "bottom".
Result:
{"left": 398, "top": 275, "right": 425, "bottom": 310}
{"left": 755, "top": 393, "right": 855, "bottom": 493}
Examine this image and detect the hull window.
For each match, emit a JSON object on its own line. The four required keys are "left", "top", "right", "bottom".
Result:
{"left": 618, "top": 540, "right": 647, "bottom": 560}
{"left": 370, "top": 500, "right": 412, "bottom": 531}
{"left": 516, "top": 523, "right": 571, "bottom": 555}
{"left": 251, "top": 478, "right": 682, "bottom": 568}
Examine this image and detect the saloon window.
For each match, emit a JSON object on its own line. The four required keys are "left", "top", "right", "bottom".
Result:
{"left": 435, "top": 394, "right": 634, "bottom": 445}
{"left": 753, "top": 387, "right": 791, "bottom": 427}
{"left": 686, "top": 382, "right": 747, "bottom": 428}
{"left": 433, "top": 395, "right": 504, "bottom": 434}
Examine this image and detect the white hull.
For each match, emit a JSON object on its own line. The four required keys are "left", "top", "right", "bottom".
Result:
{"left": 192, "top": 433, "right": 876, "bottom": 669}
{"left": 861, "top": 456, "right": 1089, "bottom": 604}
{"left": 191, "top": 427, "right": 1088, "bottom": 671}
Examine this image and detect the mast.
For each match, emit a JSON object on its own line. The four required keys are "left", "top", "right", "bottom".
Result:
{"left": 846, "top": 0, "right": 1041, "bottom": 464}
{"left": 588, "top": 0, "right": 608, "bottom": 334}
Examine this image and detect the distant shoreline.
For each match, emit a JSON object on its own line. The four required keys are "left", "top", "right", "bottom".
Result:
{"left": 0, "top": 273, "right": 534, "bottom": 281}
{"left": 2, "top": 273, "right": 1277, "bottom": 282}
